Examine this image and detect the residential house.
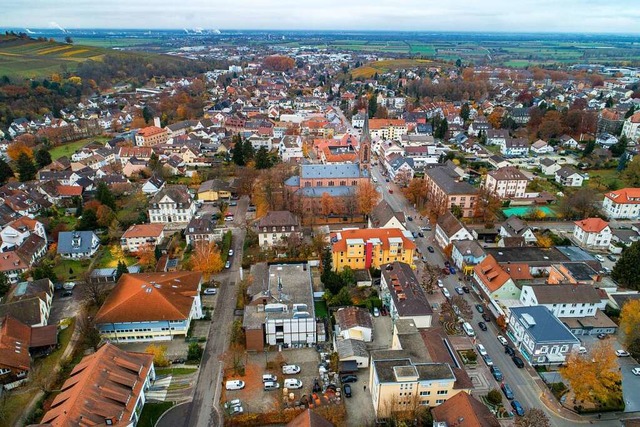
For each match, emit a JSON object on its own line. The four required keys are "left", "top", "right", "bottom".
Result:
{"left": 118, "top": 146, "right": 153, "bottom": 166}
{"left": 148, "top": 185, "right": 196, "bottom": 226}
{"left": 484, "top": 166, "right": 528, "bottom": 199}
{"left": 555, "top": 166, "right": 584, "bottom": 187}
{"left": 559, "top": 135, "right": 579, "bottom": 149}
{"left": 520, "top": 284, "right": 605, "bottom": 319}
{"left": 0, "top": 316, "right": 31, "bottom": 386}
{"left": 622, "top": 112, "right": 640, "bottom": 142}
{"left": 331, "top": 228, "right": 416, "bottom": 272}
{"left": 473, "top": 255, "right": 521, "bottom": 301}
{"left": 257, "top": 210, "right": 301, "bottom": 247}
{"left": 368, "top": 119, "right": 408, "bottom": 141}
{"left": 95, "top": 271, "right": 203, "bottom": 342}
{"left": 597, "top": 108, "right": 624, "bottom": 136}
{"left": 368, "top": 200, "right": 406, "bottom": 231}
{"left": 386, "top": 156, "right": 415, "bottom": 184}
{"left": 510, "top": 108, "right": 530, "bottom": 124}
{"left": 468, "top": 116, "right": 491, "bottom": 137}
{"left": 0, "top": 279, "right": 54, "bottom": 327}
{"left": 573, "top": 218, "right": 612, "bottom": 249}
{"left": 499, "top": 216, "right": 538, "bottom": 245}
{"left": 185, "top": 217, "right": 221, "bottom": 247}
{"left": 423, "top": 166, "right": 478, "bottom": 218}
{"left": 451, "top": 239, "right": 486, "bottom": 275}
{"left": 530, "top": 139, "right": 554, "bottom": 154}
{"left": 539, "top": 158, "right": 561, "bottom": 175}
{"left": 141, "top": 175, "right": 165, "bottom": 195}
{"left": 500, "top": 137, "right": 529, "bottom": 157}
{"left": 39, "top": 343, "right": 155, "bottom": 427}
{"left": 57, "top": 231, "right": 100, "bottom": 259}
{"left": 135, "top": 126, "right": 168, "bottom": 146}
{"left": 121, "top": 224, "right": 165, "bottom": 253}
{"left": 432, "top": 392, "right": 500, "bottom": 427}
{"left": 435, "top": 211, "right": 473, "bottom": 249}
{"left": 603, "top": 188, "right": 640, "bottom": 219}
{"left": 335, "top": 339, "right": 370, "bottom": 369}
{"left": 380, "top": 262, "right": 433, "bottom": 328}
{"left": 335, "top": 307, "right": 373, "bottom": 342}
{"left": 278, "top": 135, "right": 304, "bottom": 162}
{"left": 197, "top": 179, "right": 232, "bottom": 202}
{"left": 243, "top": 264, "right": 317, "bottom": 351}
{"left": 351, "top": 112, "right": 366, "bottom": 128}
{"left": 507, "top": 306, "right": 580, "bottom": 366}
{"left": 486, "top": 129, "right": 509, "bottom": 146}
{"left": 0, "top": 217, "right": 46, "bottom": 251}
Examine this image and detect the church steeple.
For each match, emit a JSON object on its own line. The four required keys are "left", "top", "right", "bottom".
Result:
{"left": 359, "top": 113, "right": 371, "bottom": 174}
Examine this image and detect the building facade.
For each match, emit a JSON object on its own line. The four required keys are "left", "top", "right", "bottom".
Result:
{"left": 148, "top": 185, "right": 196, "bottom": 226}
{"left": 603, "top": 188, "right": 640, "bottom": 219}
{"left": 331, "top": 228, "right": 416, "bottom": 272}
{"left": 484, "top": 166, "right": 528, "bottom": 199}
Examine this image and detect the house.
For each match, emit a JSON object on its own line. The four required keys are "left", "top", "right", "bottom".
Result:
{"left": 335, "top": 307, "right": 373, "bottom": 342}
{"left": 0, "top": 279, "right": 54, "bottom": 326}
{"left": 351, "top": 112, "right": 366, "bottom": 128}
{"left": 387, "top": 156, "right": 415, "bottom": 184}
{"left": 243, "top": 263, "right": 317, "bottom": 351}
{"left": 559, "top": 134, "right": 579, "bottom": 149}
{"left": 121, "top": 223, "right": 165, "bottom": 252}
{"left": 0, "top": 315, "right": 31, "bottom": 386}
{"left": 148, "top": 185, "right": 196, "bottom": 226}
{"left": 141, "top": 175, "right": 165, "bottom": 195}
{"left": 57, "top": 231, "right": 100, "bottom": 259}
{"left": 573, "top": 218, "right": 612, "bottom": 249}
{"left": 555, "top": 166, "right": 584, "bottom": 187}
{"left": 530, "top": 139, "right": 554, "bottom": 154}
{"left": 118, "top": 146, "right": 153, "bottom": 166}
{"left": 473, "top": 255, "right": 521, "bottom": 301}
{"left": 468, "top": 117, "right": 491, "bottom": 137}
{"left": 520, "top": 284, "right": 606, "bottom": 319}
{"left": 500, "top": 137, "right": 529, "bottom": 157}
{"left": 335, "top": 339, "right": 369, "bottom": 369}
{"left": 257, "top": 210, "right": 301, "bottom": 247}
{"left": 0, "top": 217, "right": 46, "bottom": 251}
{"left": 0, "top": 251, "right": 29, "bottom": 284}
{"left": 95, "top": 271, "right": 203, "bottom": 342}
{"left": 380, "top": 262, "right": 433, "bottom": 328}
{"left": 597, "top": 108, "right": 624, "bottom": 136}
{"left": 622, "top": 112, "right": 640, "bottom": 142}
{"left": 603, "top": 188, "right": 640, "bottom": 220}
{"left": 287, "top": 409, "right": 335, "bottom": 427}
{"left": 185, "top": 217, "right": 221, "bottom": 247}
{"left": 423, "top": 166, "right": 478, "bottom": 218}
{"left": 510, "top": 107, "right": 530, "bottom": 124}
{"left": 539, "top": 157, "right": 561, "bottom": 175}
{"left": 331, "top": 228, "right": 416, "bottom": 272}
{"left": 435, "top": 211, "right": 473, "bottom": 249}
{"left": 484, "top": 166, "right": 528, "bottom": 199}
{"left": 197, "top": 179, "right": 232, "bottom": 202}
{"left": 39, "top": 343, "right": 155, "bottom": 427}
{"left": 451, "top": 239, "right": 486, "bottom": 275}
{"left": 135, "top": 126, "right": 168, "bottom": 146}
{"left": 432, "top": 392, "right": 500, "bottom": 427}
{"left": 486, "top": 129, "right": 509, "bottom": 146}
{"left": 507, "top": 306, "right": 580, "bottom": 366}
{"left": 367, "top": 200, "right": 406, "bottom": 231}
{"left": 278, "top": 135, "right": 304, "bottom": 162}
{"left": 499, "top": 216, "right": 538, "bottom": 245}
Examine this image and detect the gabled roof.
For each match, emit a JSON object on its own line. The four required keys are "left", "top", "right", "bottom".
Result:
{"left": 122, "top": 223, "right": 165, "bottom": 239}
{"left": 510, "top": 306, "right": 579, "bottom": 343}
{"left": 0, "top": 315, "right": 31, "bottom": 371}
{"left": 528, "top": 284, "right": 602, "bottom": 305}
{"left": 474, "top": 255, "right": 510, "bottom": 292}
{"left": 57, "top": 231, "right": 97, "bottom": 255}
{"left": 41, "top": 343, "right": 153, "bottom": 426}
{"left": 286, "top": 409, "right": 334, "bottom": 427}
{"left": 335, "top": 306, "right": 373, "bottom": 330}
{"left": 369, "top": 200, "right": 405, "bottom": 228}
{"left": 432, "top": 392, "right": 500, "bottom": 427}
{"left": 604, "top": 188, "right": 640, "bottom": 205}
{"left": 331, "top": 228, "right": 415, "bottom": 253}
{"left": 95, "top": 272, "right": 202, "bottom": 324}
{"left": 150, "top": 185, "right": 193, "bottom": 206}
{"left": 556, "top": 165, "right": 581, "bottom": 178}
{"left": 437, "top": 211, "right": 466, "bottom": 238}
{"left": 501, "top": 215, "right": 530, "bottom": 236}
{"left": 257, "top": 210, "right": 299, "bottom": 229}
{"left": 574, "top": 217, "right": 609, "bottom": 233}
{"left": 488, "top": 166, "right": 528, "bottom": 181}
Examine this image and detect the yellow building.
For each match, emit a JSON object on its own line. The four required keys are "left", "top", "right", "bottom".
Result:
{"left": 197, "top": 179, "right": 232, "bottom": 202}
{"left": 331, "top": 228, "right": 415, "bottom": 272}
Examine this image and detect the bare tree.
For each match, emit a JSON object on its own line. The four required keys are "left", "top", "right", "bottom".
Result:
{"left": 81, "top": 273, "right": 109, "bottom": 308}
{"left": 451, "top": 295, "right": 473, "bottom": 321}
{"left": 420, "top": 262, "right": 442, "bottom": 295}
{"left": 515, "top": 408, "right": 551, "bottom": 427}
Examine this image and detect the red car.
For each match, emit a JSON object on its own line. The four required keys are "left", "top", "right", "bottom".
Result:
{"left": 442, "top": 268, "right": 450, "bottom": 275}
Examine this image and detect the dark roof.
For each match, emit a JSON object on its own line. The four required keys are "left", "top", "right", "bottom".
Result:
{"left": 501, "top": 215, "right": 530, "bottom": 237}
{"left": 529, "top": 284, "right": 602, "bottom": 304}
{"left": 437, "top": 211, "right": 465, "bottom": 237}
{"left": 57, "top": 231, "right": 97, "bottom": 255}
{"left": 150, "top": 185, "right": 193, "bottom": 206}
{"left": 559, "top": 262, "right": 598, "bottom": 281}
{"left": 556, "top": 165, "right": 581, "bottom": 178}
{"left": 510, "top": 306, "right": 580, "bottom": 344}
{"left": 257, "top": 210, "right": 299, "bottom": 228}
{"left": 30, "top": 325, "right": 58, "bottom": 348}
{"left": 369, "top": 200, "right": 405, "bottom": 228}
{"left": 485, "top": 247, "right": 568, "bottom": 265}
{"left": 185, "top": 217, "right": 216, "bottom": 235}
{"left": 0, "top": 298, "right": 44, "bottom": 326}
{"left": 335, "top": 307, "right": 373, "bottom": 330}
{"left": 381, "top": 262, "right": 433, "bottom": 317}
{"left": 336, "top": 338, "right": 369, "bottom": 359}
{"left": 425, "top": 166, "right": 477, "bottom": 196}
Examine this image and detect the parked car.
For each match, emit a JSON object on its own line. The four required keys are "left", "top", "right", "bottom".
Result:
{"left": 478, "top": 322, "right": 487, "bottom": 331}
{"left": 476, "top": 344, "right": 487, "bottom": 356}
{"left": 282, "top": 365, "right": 301, "bottom": 375}
{"left": 373, "top": 307, "right": 380, "bottom": 317}
{"left": 225, "top": 380, "right": 245, "bottom": 390}
{"left": 616, "top": 350, "right": 631, "bottom": 357}
{"left": 284, "top": 379, "right": 303, "bottom": 389}
{"left": 632, "top": 367, "right": 640, "bottom": 376}
{"left": 388, "top": 189, "right": 393, "bottom": 194}
{"left": 172, "top": 358, "right": 186, "bottom": 364}
{"left": 505, "top": 346, "right": 515, "bottom": 357}
{"left": 63, "top": 281, "right": 76, "bottom": 290}
{"left": 578, "top": 346, "right": 587, "bottom": 354}
{"left": 462, "top": 286, "right": 470, "bottom": 293}
{"left": 62, "top": 290, "right": 73, "bottom": 298}
{"left": 491, "top": 366, "right": 503, "bottom": 381}
{"left": 263, "top": 381, "right": 279, "bottom": 391}
{"left": 483, "top": 354, "right": 494, "bottom": 366}
{"left": 418, "top": 232, "right": 424, "bottom": 238}
{"left": 228, "top": 249, "right": 234, "bottom": 256}
{"left": 442, "top": 288, "right": 451, "bottom": 298}
{"left": 385, "top": 178, "right": 390, "bottom": 182}
{"left": 455, "top": 287, "right": 464, "bottom": 295}
{"left": 344, "top": 384, "right": 352, "bottom": 397}
{"left": 449, "top": 266, "right": 456, "bottom": 274}
{"left": 421, "top": 226, "right": 432, "bottom": 231}
{"left": 312, "top": 379, "right": 321, "bottom": 392}
{"left": 597, "top": 333, "right": 608, "bottom": 340}
{"left": 407, "top": 216, "right": 413, "bottom": 221}
{"left": 229, "top": 201, "right": 237, "bottom": 206}
{"left": 225, "top": 260, "right": 231, "bottom": 269}
{"left": 437, "top": 279, "right": 444, "bottom": 288}
{"left": 203, "top": 288, "right": 217, "bottom": 295}
{"left": 512, "top": 356, "right": 525, "bottom": 368}
{"left": 340, "top": 375, "right": 358, "bottom": 383}
{"left": 412, "top": 231, "right": 418, "bottom": 238}
{"left": 511, "top": 400, "right": 525, "bottom": 416}
{"left": 497, "top": 335, "right": 508, "bottom": 346}
{"left": 262, "top": 374, "right": 277, "bottom": 383}
{"left": 607, "top": 254, "right": 617, "bottom": 262}
{"left": 475, "top": 304, "right": 484, "bottom": 313}
{"left": 229, "top": 405, "right": 244, "bottom": 415}
{"left": 501, "top": 383, "right": 514, "bottom": 400}
{"left": 482, "top": 313, "right": 491, "bottom": 322}
{"left": 427, "top": 246, "right": 435, "bottom": 253}
{"left": 224, "top": 399, "right": 242, "bottom": 409}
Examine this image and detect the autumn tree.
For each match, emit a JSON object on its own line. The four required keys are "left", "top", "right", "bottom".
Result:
{"left": 420, "top": 263, "right": 442, "bottom": 295}
{"left": 474, "top": 186, "right": 502, "bottom": 222}
{"left": 263, "top": 55, "right": 296, "bottom": 71}
{"left": 557, "top": 188, "right": 601, "bottom": 219}
{"left": 137, "top": 243, "right": 157, "bottom": 271}
{"left": 515, "top": 408, "right": 550, "bottom": 427}
{"left": 612, "top": 241, "right": 640, "bottom": 291}
{"left": 7, "top": 140, "right": 34, "bottom": 161}
{"left": 145, "top": 344, "right": 170, "bottom": 367}
{"left": 487, "top": 107, "right": 505, "bottom": 129}
{"left": 190, "top": 241, "right": 224, "bottom": 280}
{"left": 81, "top": 277, "right": 109, "bottom": 308}
{"left": 559, "top": 340, "right": 622, "bottom": 405}
{"left": 356, "top": 180, "right": 380, "bottom": 219}
{"left": 320, "top": 192, "right": 336, "bottom": 219}
{"left": 620, "top": 299, "right": 640, "bottom": 356}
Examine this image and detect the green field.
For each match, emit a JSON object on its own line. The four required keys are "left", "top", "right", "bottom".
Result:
{"left": 49, "top": 136, "right": 109, "bottom": 160}
{"left": 71, "top": 37, "right": 162, "bottom": 48}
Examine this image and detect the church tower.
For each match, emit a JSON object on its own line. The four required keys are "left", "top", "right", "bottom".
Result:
{"left": 359, "top": 114, "right": 371, "bottom": 174}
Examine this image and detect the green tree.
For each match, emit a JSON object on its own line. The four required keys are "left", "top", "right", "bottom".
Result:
{"left": 187, "top": 342, "right": 204, "bottom": 361}
{"left": 460, "top": 103, "right": 470, "bottom": 122}
{"left": 77, "top": 209, "right": 98, "bottom": 230}
{"left": 231, "top": 134, "right": 245, "bottom": 166}
{"left": 255, "top": 146, "right": 271, "bottom": 169}
{"left": 582, "top": 140, "right": 596, "bottom": 157}
{"left": 115, "top": 260, "right": 128, "bottom": 282}
{"left": 435, "top": 119, "right": 448, "bottom": 140}
{"left": 612, "top": 241, "right": 640, "bottom": 290}
{"left": 610, "top": 135, "right": 628, "bottom": 157}
{"left": 368, "top": 95, "right": 377, "bottom": 118}
{"left": 16, "top": 152, "right": 36, "bottom": 182}
{"left": 148, "top": 152, "right": 163, "bottom": 175}
{"left": 455, "top": 58, "right": 462, "bottom": 68}
{"left": 623, "top": 156, "right": 640, "bottom": 187}
{"left": 142, "top": 106, "right": 153, "bottom": 124}
{"left": 0, "top": 158, "right": 14, "bottom": 184}
{"left": 34, "top": 148, "right": 52, "bottom": 169}
{"left": 32, "top": 262, "right": 58, "bottom": 283}
{"left": 326, "top": 286, "right": 352, "bottom": 307}
{"left": 487, "top": 389, "right": 502, "bottom": 405}
{"left": 96, "top": 182, "right": 116, "bottom": 210}
{"left": 625, "top": 105, "right": 636, "bottom": 119}
{"left": 242, "top": 139, "right": 255, "bottom": 162}
{"left": 0, "top": 273, "right": 9, "bottom": 298}
{"left": 605, "top": 96, "right": 614, "bottom": 108}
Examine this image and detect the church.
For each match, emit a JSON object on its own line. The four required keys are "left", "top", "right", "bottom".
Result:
{"left": 285, "top": 115, "right": 372, "bottom": 223}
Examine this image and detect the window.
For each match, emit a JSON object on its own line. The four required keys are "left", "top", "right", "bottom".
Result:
{"left": 435, "top": 399, "right": 445, "bottom": 404}
{"left": 419, "top": 391, "right": 431, "bottom": 396}
{"left": 437, "top": 390, "right": 448, "bottom": 395}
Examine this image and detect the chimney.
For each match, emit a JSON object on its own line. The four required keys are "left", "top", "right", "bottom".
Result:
{"left": 153, "top": 117, "right": 161, "bottom": 128}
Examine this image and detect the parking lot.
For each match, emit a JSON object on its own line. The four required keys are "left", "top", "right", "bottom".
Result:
{"left": 343, "top": 367, "right": 375, "bottom": 426}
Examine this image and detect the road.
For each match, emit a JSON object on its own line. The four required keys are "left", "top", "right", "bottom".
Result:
{"left": 183, "top": 198, "right": 249, "bottom": 427}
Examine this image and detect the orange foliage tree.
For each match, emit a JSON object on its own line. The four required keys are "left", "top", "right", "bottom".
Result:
{"left": 7, "top": 140, "right": 34, "bottom": 161}
{"left": 403, "top": 178, "right": 427, "bottom": 208}
{"left": 137, "top": 243, "right": 157, "bottom": 271}
{"left": 356, "top": 180, "right": 380, "bottom": 219}
{"left": 263, "top": 55, "right": 296, "bottom": 71}
{"left": 190, "top": 241, "right": 224, "bottom": 280}
{"left": 320, "top": 192, "right": 336, "bottom": 219}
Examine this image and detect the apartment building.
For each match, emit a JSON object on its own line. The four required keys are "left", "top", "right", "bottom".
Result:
{"left": 484, "top": 166, "right": 528, "bottom": 199}
{"left": 603, "top": 188, "right": 640, "bottom": 219}
{"left": 424, "top": 166, "right": 477, "bottom": 218}
{"left": 331, "top": 228, "right": 416, "bottom": 272}
{"left": 135, "top": 126, "right": 168, "bottom": 146}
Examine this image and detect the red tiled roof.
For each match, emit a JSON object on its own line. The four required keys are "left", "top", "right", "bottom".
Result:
{"left": 122, "top": 223, "right": 165, "bottom": 239}
{"left": 0, "top": 315, "right": 31, "bottom": 371}
{"left": 574, "top": 218, "right": 609, "bottom": 233}
{"left": 368, "top": 119, "right": 406, "bottom": 129}
{"left": 474, "top": 255, "right": 510, "bottom": 292}
{"left": 137, "top": 126, "right": 166, "bottom": 137}
{"left": 56, "top": 185, "right": 83, "bottom": 197}
{"left": 331, "top": 228, "right": 415, "bottom": 253}
{"left": 604, "top": 188, "right": 640, "bottom": 205}
{"left": 432, "top": 392, "right": 500, "bottom": 427}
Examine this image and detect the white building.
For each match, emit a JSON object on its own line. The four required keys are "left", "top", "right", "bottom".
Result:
{"left": 622, "top": 112, "right": 640, "bottom": 142}
{"left": 0, "top": 217, "right": 46, "bottom": 251}
{"left": 148, "top": 185, "right": 196, "bottom": 226}
{"left": 573, "top": 218, "right": 612, "bottom": 249}
{"left": 335, "top": 307, "right": 373, "bottom": 342}
{"left": 603, "top": 188, "right": 640, "bottom": 219}
{"left": 555, "top": 166, "right": 584, "bottom": 187}
{"left": 120, "top": 224, "right": 165, "bottom": 252}
{"left": 484, "top": 166, "right": 528, "bottom": 199}
{"left": 278, "top": 135, "right": 304, "bottom": 162}
{"left": 520, "top": 284, "right": 605, "bottom": 319}
{"left": 257, "top": 211, "right": 301, "bottom": 247}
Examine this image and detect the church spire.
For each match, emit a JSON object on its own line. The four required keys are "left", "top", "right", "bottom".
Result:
{"left": 359, "top": 113, "right": 371, "bottom": 174}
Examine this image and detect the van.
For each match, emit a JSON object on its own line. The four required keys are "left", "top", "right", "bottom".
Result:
{"left": 263, "top": 381, "right": 280, "bottom": 391}
{"left": 262, "top": 374, "right": 277, "bottom": 383}
{"left": 372, "top": 177, "right": 378, "bottom": 183}
{"left": 283, "top": 378, "right": 303, "bottom": 389}
{"left": 462, "top": 322, "right": 475, "bottom": 337}
{"left": 225, "top": 380, "right": 245, "bottom": 390}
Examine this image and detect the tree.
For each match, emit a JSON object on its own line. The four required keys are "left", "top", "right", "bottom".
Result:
{"left": 187, "top": 342, "right": 203, "bottom": 362}
{"left": 474, "top": 186, "right": 502, "bottom": 222}
{"left": 96, "top": 182, "right": 116, "bottom": 210}
{"left": 142, "top": 106, "right": 153, "bottom": 124}
{"left": 0, "top": 273, "right": 9, "bottom": 298}
{"left": 487, "top": 389, "right": 502, "bottom": 405}
{"left": 137, "top": 243, "right": 157, "bottom": 271}
{"left": 557, "top": 188, "right": 601, "bottom": 220}
{"left": 460, "top": 103, "right": 470, "bottom": 122}
{"left": 515, "top": 408, "right": 550, "bottom": 427}
{"left": 145, "top": 344, "right": 170, "bottom": 367}
{"left": 64, "top": 36, "right": 73, "bottom": 44}
{"left": 231, "top": 134, "right": 245, "bottom": 166}
{"left": 620, "top": 299, "right": 640, "bottom": 356}
{"left": 582, "top": 140, "right": 596, "bottom": 157}
{"left": 115, "top": 260, "right": 128, "bottom": 282}
{"left": 16, "top": 152, "right": 36, "bottom": 182}
{"left": 450, "top": 295, "right": 473, "bottom": 320}
{"left": 32, "top": 261, "right": 58, "bottom": 283}
{"left": 326, "top": 286, "right": 352, "bottom": 307}
{"left": 0, "top": 159, "right": 14, "bottom": 184}
{"left": 263, "top": 55, "right": 295, "bottom": 71}
{"left": 190, "top": 241, "right": 224, "bottom": 280}
{"left": 420, "top": 263, "right": 442, "bottom": 295}
{"left": 559, "top": 340, "right": 621, "bottom": 404}
{"left": 320, "top": 192, "right": 336, "bottom": 219}
{"left": 612, "top": 241, "right": 640, "bottom": 290}
{"left": 610, "top": 135, "right": 628, "bottom": 157}
{"left": 77, "top": 209, "right": 98, "bottom": 230}
{"left": 625, "top": 105, "right": 636, "bottom": 119}
{"left": 368, "top": 96, "right": 377, "bottom": 119}
{"left": 623, "top": 156, "right": 640, "bottom": 187}
{"left": 34, "top": 148, "right": 52, "bottom": 169}
{"left": 356, "top": 180, "right": 380, "bottom": 219}
{"left": 81, "top": 278, "right": 109, "bottom": 307}
{"left": 434, "top": 118, "right": 448, "bottom": 139}
{"left": 255, "top": 146, "right": 271, "bottom": 169}
{"left": 403, "top": 178, "right": 428, "bottom": 208}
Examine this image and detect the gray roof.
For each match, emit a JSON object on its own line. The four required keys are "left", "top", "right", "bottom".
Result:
{"left": 150, "top": 185, "right": 193, "bottom": 206}
{"left": 425, "top": 166, "right": 477, "bottom": 196}
{"left": 185, "top": 217, "right": 216, "bottom": 235}
{"left": 452, "top": 239, "right": 485, "bottom": 259}
{"left": 501, "top": 215, "right": 530, "bottom": 237}
{"left": 336, "top": 339, "right": 370, "bottom": 359}
{"left": 57, "top": 231, "right": 98, "bottom": 255}
{"left": 299, "top": 186, "right": 354, "bottom": 198}
{"left": 556, "top": 166, "right": 581, "bottom": 178}
{"left": 257, "top": 211, "right": 299, "bottom": 229}
{"left": 437, "top": 211, "right": 466, "bottom": 237}
{"left": 369, "top": 200, "right": 405, "bottom": 228}
{"left": 510, "top": 306, "right": 579, "bottom": 344}
{"left": 0, "top": 298, "right": 44, "bottom": 326}
{"left": 485, "top": 247, "right": 568, "bottom": 265}
{"left": 559, "top": 262, "right": 598, "bottom": 281}
{"left": 381, "top": 262, "right": 433, "bottom": 317}
{"left": 284, "top": 176, "right": 301, "bottom": 187}
{"left": 300, "top": 164, "right": 362, "bottom": 179}
{"left": 539, "top": 158, "right": 556, "bottom": 167}
{"left": 529, "top": 284, "right": 602, "bottom": 305}
{"left": 373, "top": 358, "right": 455, "bottom": 383}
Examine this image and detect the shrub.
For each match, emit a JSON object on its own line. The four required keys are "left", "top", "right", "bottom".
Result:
{"left": 487, "top": 389, "right": 502, "bottom": 405}
{"left": 187, "top": 342, "right": 203, "bottom": 362}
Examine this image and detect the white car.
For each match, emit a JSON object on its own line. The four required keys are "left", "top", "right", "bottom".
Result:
{"left": 282, "top": 365, "right": 301, "bottom": 375}
{"left": 63, "top": 281, "right": 76, "bottom": 290}
{"left": 228, "top": 249, "right": 234, "bottom": 256}
{"left": 373, "top": 307, "right": 380, "bottom": 317}
{"left": 203, "top": 288, "right": 217, "bottom": 295}
{"left": 476, "top": 343, "right": 488, "bottom": 356}
{"left": 225, "top": 380, "right": 245, "bottom": 390}
{"left": 284, "top": 378, "right": 303, "bottom": 389}
{"left": 437, "top": 279, "right": 444, "bottom": 288}
{"left": 616, "top": 350, "right": 630, "bottom": 357}
{"left": 225, "top": 260, "right": 231, "bottom": 269}
{"left": 632, "top": 367, "right": 640, "bottom": 376}
{"left": 442, "top": 288, "right": 450, "bottom": 298}
{"left": 224, "top": 399, "right": 242, "bottom": 409}
{"left": 229, "top": 405, "right": 244, "bottom": 415}
{"left": 497, "top": 335, "right": 508, "bottom": 346}
{"left": 578, "top": 346, "right": 587, "bottom": 354}
{"left": 595, "top": 254, "right": 605, "bottom": 262}
{"left": 262, "top": 374, "right": 277, "bottom": 382}
{"left": 224, "top": 215, "right": 234, "bottom": 222}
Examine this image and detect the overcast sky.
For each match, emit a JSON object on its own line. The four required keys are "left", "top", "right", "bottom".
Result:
{"left": 4, "top": 0, "right": 640, "bottom": 33}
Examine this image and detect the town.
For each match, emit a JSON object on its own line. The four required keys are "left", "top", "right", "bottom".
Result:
{"left": 1, "top": 27, "right": 640, "bottom": 427}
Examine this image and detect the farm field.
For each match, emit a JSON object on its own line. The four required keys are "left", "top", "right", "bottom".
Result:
{"left": 351, "top": 58, "right": 443, "bottom": 79}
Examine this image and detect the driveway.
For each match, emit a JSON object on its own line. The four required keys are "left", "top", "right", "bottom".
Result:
{"left": 343, "top": 367, "right": 375, "bottom": 427}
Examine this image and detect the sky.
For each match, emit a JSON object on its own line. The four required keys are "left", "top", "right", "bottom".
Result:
{"left": 3, "top": 0, "right": 640, "bottom": 33}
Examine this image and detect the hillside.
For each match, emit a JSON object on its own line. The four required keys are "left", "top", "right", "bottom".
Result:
{"left": 350, "top": 59, "right": 448, "bottom": 79}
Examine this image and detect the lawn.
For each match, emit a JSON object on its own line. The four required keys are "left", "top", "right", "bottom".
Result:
{"left": 156, "top": 367, "right": 198, "bottom": 376}
{"left": 587, "top": 169, "right": 622, "bottom": 192}
{"left": 49, "top": 136, "right": 109, "bottom": 160}
{"left": 137, "top": 402, "right": 174, "bottom": 427}
{"left": 52, "top": 258, "right": 89, "bottom": 282}
{"left": 96, "top": 246, "right": 138, "bottom": 268}
{"left": 314, "top": 300, "right": 329, "bottom": 318}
